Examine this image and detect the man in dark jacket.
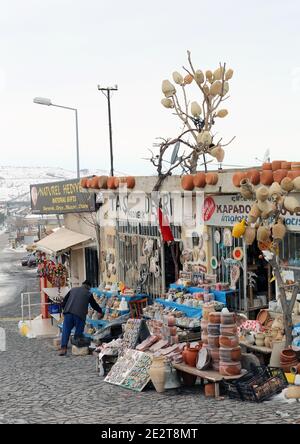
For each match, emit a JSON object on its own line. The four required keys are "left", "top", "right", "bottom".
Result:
{"left": 58, "top": 280, "right": 102, "bottom": 356}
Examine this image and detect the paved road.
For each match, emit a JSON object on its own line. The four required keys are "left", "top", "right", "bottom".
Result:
{"left": 0, "top": 235, "right": 300, "bottom": 424}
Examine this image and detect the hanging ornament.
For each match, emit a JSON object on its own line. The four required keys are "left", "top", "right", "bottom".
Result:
{"left": 210, "top": 256, "right": 218, "bottom": 270}
{"left": 232, "top": 247, "right": 244, "bottom": 261}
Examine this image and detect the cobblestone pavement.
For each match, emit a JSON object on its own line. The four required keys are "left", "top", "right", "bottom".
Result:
{"left": 0, "top": 321, "right": 300, "bottom": 424}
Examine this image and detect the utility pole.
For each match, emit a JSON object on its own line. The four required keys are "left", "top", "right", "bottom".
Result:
{"left": 97, "top": 85, "right": 118, "bottom": 176}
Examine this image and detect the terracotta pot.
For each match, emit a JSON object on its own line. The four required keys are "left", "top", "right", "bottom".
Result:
{"left": 97, "top": 175, "right": 108, "bottom": 189}
{"left": 208, "top": 323, "right": 221, "bottom": 336}
{"left": 280, "top": 348, "right": 297, "bottom": 361}
{"left": 281, "top": 161, "right": 291, "bottom": 170}
{"left": 219, "top": 346, "right": 241, "bottom": 362}
{"left": 281, "top": 177, "right": 294, "bottom": 192}
{"left": 219, "top": 361, "right": 241, "bottom": 376}
{"left": 256, "top": 186, "right": 269, "bottom": 201}
{"left": 107, "top": 177, "right": 117, "bottom": 189}
{"left": 284, "top": 196, "right": 300, "bottom": 214}
{"left": 204, "top": 383, "right": 215, "bottom": 397}
{"left": 193, "top": 172, "right": 206, "bottom": 188}
{"left": 291, "top": 162, "right": 300, "bottom": 171}
{"left": 219, "top": 335, "right": 239, "bottom": 348}
{"left": 249, "top": 203, "right": 261, "bottom": 222}
{"left": 244, "top": 226, "right": 256, "bottom": 245}
{"left": 221, "top": 312, "right": 236, "bottom": 325}
{"left": 262, "top": 162, "right": 272, "bottom": 170}
{"left": 207, "top": 347, "right": 220, "bottom": 361}
{"left": 86, "top": 179, "right": 92, "bottom": 188}
{"left": 246, "top": 169, "right": 260, "bottom": 185}
{"left": 287, "top": 170, "right": 300, "bottom": 180}
{"left": 114, "top": 176, "right": 136, "bottom": 189}
{"left": 205, "top": 172, "right": 218, "bottom": 185}
{"left": 183, "top": 344, "right": 202, "bottom": 367}
{"left": 293, "top": 176, "right": 300, "bottom": 191}
{"left": 149, "top": 357, "right": 166, "bottom": 393}
{"left": 240, "top": 178, "right": 255, "bottom": 199}
{"left": 90, "top": 176, "right": 100, "bottom": 189}
{"left": 232, "top": 172, "right": 246, "bottom": 187}
{"left": 220, "top": 324, "right": 238, "bottom": 336}
{"left": 272, "top": 160, "right": 284, "bottom": 171}
{"left": 257, "top": 226, "right": 271, "bottom": 242}
{"left": 272, "top": 219, "right": 286, "bottom": 241}
{"left": 273, "top": 169, "right": 288, "bottom": 183}
{"left": 208, "top": 335, "right": 220, "bottom": 348}
{"left": 260, "top": 170, "right": 274, "bottom": 185}
{"left": 80, "top": 177, "right": 88, "bottom": 188}
{"left": 181, "top": 175, "right": 194, "bottom": 191}
{"left": 208, "top": 312, "right": 221, "bottom": 324}
{"left": 256, "top": 309, "right": 270, "bottom": 325}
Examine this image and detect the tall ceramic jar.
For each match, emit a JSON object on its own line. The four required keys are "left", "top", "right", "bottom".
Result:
{"left": 149, "top": 357, "right": 166, "bottom": 393}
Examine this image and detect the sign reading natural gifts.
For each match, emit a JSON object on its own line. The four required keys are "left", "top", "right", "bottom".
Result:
{"left": 30, "top": 179, "right": 96, "bottom": 214}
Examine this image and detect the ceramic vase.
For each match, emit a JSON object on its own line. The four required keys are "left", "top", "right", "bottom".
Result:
{"left": 244, "top": 226, "right": 256, "bottom": 245}
{"left": 149, "top": 357, "right": 166, "bottom": 393}
{"left": 256, "top": 186, "right": 269, "bottom": 202}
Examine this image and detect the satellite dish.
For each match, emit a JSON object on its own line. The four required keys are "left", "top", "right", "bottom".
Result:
{"left": 170, "top": 141, "right": 180, "bottom": 164}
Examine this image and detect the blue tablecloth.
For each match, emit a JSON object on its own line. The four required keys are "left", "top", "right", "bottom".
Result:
{"left": 155, "top": 298, "right": 202, "bottom": 318}
{"left": 91, "top": 288, "right": 148, "bottom": 302}
{"left": 169, "top": 284, "right": 235, "bottom": 305}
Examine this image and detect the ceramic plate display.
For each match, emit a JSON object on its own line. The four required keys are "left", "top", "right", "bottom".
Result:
{"left": 210, "top": 256, "right": 218, "bottom": 270}
{"left": 214, "top": 230, "right": 221, "bottom": 244}
{"left": 223, "top": 228, "right": 233, "bottom": 247}
{"left": 232, "top": 247, "right": 244, "bottom": 261}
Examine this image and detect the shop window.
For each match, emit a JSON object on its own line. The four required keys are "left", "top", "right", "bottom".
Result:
{"left": 85, "top": 247, "right": 99, "bottom": 287}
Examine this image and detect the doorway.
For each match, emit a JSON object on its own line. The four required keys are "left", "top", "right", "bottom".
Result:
{"left": 85, "top": 247, "right": 99, "bottom": 287}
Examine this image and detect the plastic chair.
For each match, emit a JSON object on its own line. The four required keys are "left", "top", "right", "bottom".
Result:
{"left": 129, "top": 298, "right": 148, "bottom": 319}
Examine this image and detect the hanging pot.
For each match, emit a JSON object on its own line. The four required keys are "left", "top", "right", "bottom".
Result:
{"left": 249, "top": 203, "right": 262, "bottom": 222}
{"left": 284, "top": 196, "right": 300, "bottom": 214}
{"left": 293, "top": 176, "right": 300, "bottom": 191}
{"left": 256, "top": 186, "right": 269, "bottom": 202}
{"left": 232, "top": 172, "right": 246, "bottom": 187}
{"left": 260, "top": 170, "right": 274, "bottom": 186}
{"left": 240, "top": 178, "right": 255, "bottom": 199}
{"left": 269, "top": 182, "right": 283, "bottom": 197}
{"left": 181, "top": 175, "right": 194, "bottom": 191}
{"left": 272, "top": 218, "right": 286, "bottom": 241}
{"left": 205, "top": 172, "right": 218, "bottom": 185}
{"left": 244, "top": 226, "right": 256, "bottom": 245}
{"left": 258, "top": 201, "right": 276, "bottom": 219}
{"left": 280, "top": 177, "right": 293, "bottom": 192}
{"left": 246, "top": 169, "right": 260, "bottom": 185}
{"left": 193, "top": 172, "right": 206, "bottom": 188}
{"left": 257, "top": 226, "right": 271, "bottom": 242}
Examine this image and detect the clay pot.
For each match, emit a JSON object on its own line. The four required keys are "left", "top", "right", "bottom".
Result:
{"left": 244, "top": 226, "right": 256, "bottom": 245}
{"left": 80, "top": 177, "right": 88, "bottom": 188}
{"left": 256, "top": 186, "right": 269, "bottom": 201}
{"left": 220, "top": 324, "right": 238, "bottom": 336}
{"left": 284, "top": 196, "right": 300, "bottom": 214}
{"left": 86, "top": 179, "right": 92, "bottom": 188}
{"left": 257, "top": 226, "right": 271, "bottom": 242}
{"left": 249, "top": 203, "right": 262, "bottom": 222}
{"left": 208, "top": 312, "right": 221, "bottom": 324}
{"left": 281, "top": 177, "right": 294, "bottom": 192}
{"left": 272, "top": 160, "right": 284, "bottom": 171}
{"left": 208, "top": 323, "right": 221, "bottom": 336}
{"left": 268, "top": 181, "right": 282, "bottom": 197}
{"left": 107, "top": 177, "right": 117, "bottom": 189}
{"left": 149, "top": 357, "right": 166, "bottom": 393}
{"left": 260, "top": 170, "right": 274, "bottom": 186}
{"left": 240, "top": 178, "right": 255, "bottom": 199}
{"left": 287, "top": 170, "right": 300, "bottom": 180}
{"left": 232, "top": 172, "right": 246, "bottom": 187}
{"left": 207, "top": 347, "right": 220, "bottom": 361}
{"left": 273, "top": 169, "right": 288, "bottom": 183}
{"left": 114, "top": 176, "right": 136, "bottom": 189}
{"left": 183, "top": 344, "right": 202, "bottom": 367}
{"left": 280, "top": 348, "right": 297, "bottom": 361}
{"left": 291, "top": 162, "right": 300, "bottom": 170}
{"left": 272, "top": 219, "right": 286, "bottom": 241}
{"left": 208, "top": 335, "right": 220, "bottom": 348}
{"left": 281, "top": 161, "right": 291, "bottom": 170}
{"left": 181, "top": 175, "right": 194, "bottom": 191}
{"left": 246, "top": 169, "right": 260, "bottom": 185}
{"left": 262, "top": 162, "right": 272, "bottom": 170}
{"left": 205, "top": 172, "right": 218, "bottom": 185}
{"left": 219, "top": 335, "right": 239, "bottom": 348}
{"left": 204, "top": 383, "right": 215, "bottom": 397}
{"left": 257, "top": 309, "right": 270, "bottom": 325}
{"left": 193, "top": 172, "right": 206, "bottom": 188}
{"left": 219, "top": 347, "right": 241, "bottom": 362}
{"left": 258, "top": 201, "right": 276, "bottom": 219}
{"left": 221, "top": 312, "right": 236, "bottom": 325}
{"left": 293, "top": 176, "right": 300, "bottom": 191}
{"left": 219, "top": 361, "right": 241, "bottom": 376}
{"left": 90, "top": 176, "right": 100, "bottom": 189}
{"left": 97, "top": 175, "right": 108, "bottom": 189}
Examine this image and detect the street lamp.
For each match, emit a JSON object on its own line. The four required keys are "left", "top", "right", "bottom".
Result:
{"left": 33, "top": 97, "right": 80, "bottom": 178}
{"left": 97, "top": 85, "right": 118, "bottom": 177}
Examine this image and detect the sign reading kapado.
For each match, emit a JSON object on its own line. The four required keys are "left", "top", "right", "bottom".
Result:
{"left": 203, "top": 194, "right": 300, "bottom": 232}
{"left": 30, "top": 179, "right": 96, "bottom": 214}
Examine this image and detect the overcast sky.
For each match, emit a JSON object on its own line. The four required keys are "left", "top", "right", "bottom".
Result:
{"left": 0, "top": 0, "right": 299, "bottom": 176}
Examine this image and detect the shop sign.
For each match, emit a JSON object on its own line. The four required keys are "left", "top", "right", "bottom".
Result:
{"left": 203, "top": 194, "right": 300, "bottom": 232}
{"left": 30, "top": 179, "right": 96, "bottom": 214}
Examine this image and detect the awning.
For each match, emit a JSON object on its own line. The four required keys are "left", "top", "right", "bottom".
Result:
{"left": 35, "top": 228, "right": 92, "bottom": 254}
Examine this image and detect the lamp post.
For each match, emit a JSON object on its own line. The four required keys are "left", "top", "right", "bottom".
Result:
{"left": 33, "top": 97, "right": 80, "bottom": 178}
{"left": 97, "top": 85, "right": 118, "bottom": 177}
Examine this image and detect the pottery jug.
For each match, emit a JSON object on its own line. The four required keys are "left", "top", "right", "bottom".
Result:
{"left": 149, "top": 357, "right": 166, "bottom": 393}
{"left": 257, "top": 226, "right": 271, "bottom": 242}
{"left": 284, "top": 196, "right": 300, "bottom": 214}
{"left": 272, "top": 219, "right": 286, "bottom": 241}
{"left": 256, "top": 186, "right": 269, "bottom": 202}
{"left": 183, "top": 344, "right": 202, "bottom": 367}
{"left": 240, "top": 178, "right": 255, "bottom": 199}
{"left": 249, "top": 204, "right": 262, "bottom": 222}
{"left": 269, "top": 181, "right": 282, "bottom": 197}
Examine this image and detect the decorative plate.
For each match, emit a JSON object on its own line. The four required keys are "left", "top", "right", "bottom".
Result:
{"left": 214, "top": 230, "right": 221, "bottom": 244}
{"left": 210, "top": 256, "right": 218, "bottom": 269}
{"left": 223, "top": 228, "right": 233, "bottom": 247}
{"left": 232, "top": 247, "right": 243, "bottom": 261}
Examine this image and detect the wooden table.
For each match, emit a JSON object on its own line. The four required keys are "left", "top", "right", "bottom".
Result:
{"left": 172, "top": 363, "right": 246, "bottom": 398}
{"left": 239, "top": 341, "right": 272, "bottom": 355}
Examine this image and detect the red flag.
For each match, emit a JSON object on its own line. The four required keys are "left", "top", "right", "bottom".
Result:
{"left": 158, "top": 207, "right": 174, "bottom": 242}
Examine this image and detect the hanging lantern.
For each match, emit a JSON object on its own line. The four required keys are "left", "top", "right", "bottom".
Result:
{"left": 172, "top": 71, "right": 184, "bottom": 85}
{"left": 161, "top": 98, "right": 174, "bottom": 108}
{"left": 162, "top": 80, "right": 176, "bottom": 97}
{"left": 191, "top": 101, "right": 202, "bottom": 117}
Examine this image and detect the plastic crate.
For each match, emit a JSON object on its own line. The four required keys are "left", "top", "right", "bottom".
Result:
{"left": 223, "top": 365, "right": 288, "bottom": 402}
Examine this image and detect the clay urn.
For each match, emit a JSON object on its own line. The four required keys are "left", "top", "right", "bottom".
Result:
{"left": 181, "top": 175, "right": 195, "bottom": 190}
{"left": 232, "top": 172, "right": 246, "bottom": 187}
{"left": 284, "top": 196, "right": 300, "bottom": 214}
{"left": 257, "top": 225, "right": 271, "bottom": 242}
{"left": 193, "top": 172, "right": 206, "bottom": 188}
{"left": 149, "top": 357, "right": 166, "bottom": 393}
{"left": 256, "top": 186, "right": 269, "bottom": 202}
{"left": 291, "top": 162, "right": 300, "bottom": 170}
{"left": 90, "top": 176, "right": 100, "bottom": 189}
{"left": 262, "top": 162, "right": 272, "bottom": 171}
{"left": 269, "top": 181, "right": 282, "bottom": 197}
{"left": 272, "top": 218, "right": 286, "bottom": 241}
{"left": 86, "top": 178, "right": 92, "bottom": 188}
{"left": 183, "top": 344, "right": 202, "bottom": 367}
{"left": 273, "top": 169, "right": 288, "bottom": 183}
{"left": 97, "top": 175, "right": 108, "bottom": 189}
{"left": 281, "top": 161, "right": 291, "bottom": 170}
{"left": 260, "top": 170, "right": 274, "bottom": 186}
{"left": 244, "top": 226, "right": 256, "bottom": 245}
{"left": 249, "top": 203, "right": 262, "bottom": 222}
{"left": 107, "top": 177, "right": 117, "bottom": 189}
{"left": 281, "top": 177, "right": 294, "bottom": 192}
{"left": 246, "top": 169, "right": 260, "bottom": 185}
{"left": 80, "top": 177, "right": 88, "bottom": 188}
{"left": 240, "top": 178, "right": 255, "bottom": 199}
{"left": 293, "top": 176, "right": 300, "bottom": 191}
{"left": 272, "top": 160, "right": 284, "bottom": 171}
{"left": 205, "top": 172, "right": 218, "bottom": 185}
{"left": 287, "top": 170, "right": 300, "bottom": 180}
{"left": 258, "top": 201, "right": 276, "bottom": 219}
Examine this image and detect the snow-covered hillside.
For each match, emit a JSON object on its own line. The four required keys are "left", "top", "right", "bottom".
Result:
{"left": 0, "top": 166, "right": 115, "bottom": 202}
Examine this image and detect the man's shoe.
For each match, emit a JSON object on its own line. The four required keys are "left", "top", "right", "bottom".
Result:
{"left": 58, "top": 347, "right": 67, "bottom": 356}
